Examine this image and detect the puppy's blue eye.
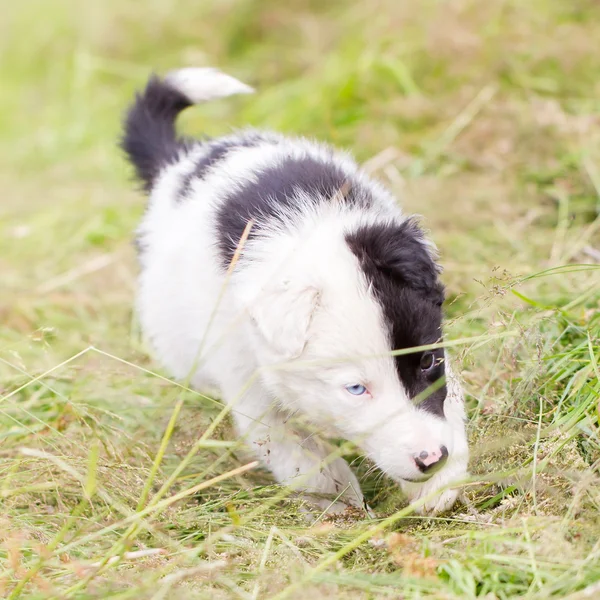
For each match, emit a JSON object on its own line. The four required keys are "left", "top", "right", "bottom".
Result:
{"left": 345, "top": 384, "right": 367, "bottom": 396}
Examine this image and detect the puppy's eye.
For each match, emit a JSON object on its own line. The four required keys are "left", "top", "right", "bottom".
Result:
{"left": 345, "top": 384, "right": 368, "bottom": 396}
{"left": 420, "top": 352, "right": 435, "bottom": 372}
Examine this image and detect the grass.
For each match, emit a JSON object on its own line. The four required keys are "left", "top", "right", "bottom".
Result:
{"left": 1, "top": 0, "right": 599, "bottom": 597}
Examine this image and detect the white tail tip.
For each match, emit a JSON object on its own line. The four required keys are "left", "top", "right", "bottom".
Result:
{"left": 164, "top": 67, "right": 254, "bottom": 104}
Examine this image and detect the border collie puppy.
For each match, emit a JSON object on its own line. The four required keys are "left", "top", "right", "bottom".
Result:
{"left": 121, "top": 68, "right": 469, "bottom": 515}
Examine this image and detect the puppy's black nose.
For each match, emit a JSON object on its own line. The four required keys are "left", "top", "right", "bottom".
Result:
{"left": 414, "top": 445, "right": 448, "bottom": 473}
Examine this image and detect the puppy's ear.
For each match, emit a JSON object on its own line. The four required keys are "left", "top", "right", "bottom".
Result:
{"left": 346, "top": 219, "right": 444, "bottom": 304}
{"left": 248, "top": 282, "right": 319, "bottom": 361}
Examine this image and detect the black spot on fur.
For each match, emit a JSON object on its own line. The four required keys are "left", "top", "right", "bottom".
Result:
{"left": 346, "top": 220, "right": 447, "bottom": 418}
{"left": 121, "top": 75, "right": 194, "bottom": 192}
{"left": 133, "top": 237, "right": 146, "bottom": 256}
{"left": 216, "top": 154, "right": 372, "bottom": 266}
{"left": 178, "top": 134, "right": 267, "bottom": 200}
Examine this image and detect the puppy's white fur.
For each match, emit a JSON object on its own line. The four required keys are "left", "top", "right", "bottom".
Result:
{"left": 126, "top": 68, "right": 469, "bottom": 514}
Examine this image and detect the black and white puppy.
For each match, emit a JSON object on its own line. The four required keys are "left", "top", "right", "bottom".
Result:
{"left": 121, "top": 68, "right": 469, "bottom": 514}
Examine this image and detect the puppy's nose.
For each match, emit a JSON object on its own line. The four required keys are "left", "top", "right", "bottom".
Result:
{"left": 414, "top": 445, "right": 448, "bottom": 474}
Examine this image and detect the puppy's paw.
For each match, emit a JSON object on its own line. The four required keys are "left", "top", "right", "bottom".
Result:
{"left": 299, "top": 495, "right": 372, "bottom": 524}
{"left": 304, "top": 457, "right": 365, "bottom": 510}
{"left": 304, "top": 495, "right": 357, "bottom": 515}
{"left": 409, "top": 487, "right": 460, "bottom": 515}
{"left": 401, "top": 463, "right": 468, "bottom": 515}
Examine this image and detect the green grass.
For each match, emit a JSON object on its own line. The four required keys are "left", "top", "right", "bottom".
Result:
{"left": 1, "top": 0, "right": 600, "bottom": 597}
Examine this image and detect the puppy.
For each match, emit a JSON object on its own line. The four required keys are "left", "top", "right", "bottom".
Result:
{"left": 121, "top": 68, "right": 469, "bottom": 515}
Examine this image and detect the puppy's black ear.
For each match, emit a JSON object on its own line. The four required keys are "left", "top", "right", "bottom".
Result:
{"left": 346, "top": 219, "right": 444, "bottom": 304}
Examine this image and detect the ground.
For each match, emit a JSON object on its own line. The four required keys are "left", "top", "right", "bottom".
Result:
{"left": 1, "top": 0, "right": 599, "bottom": 598}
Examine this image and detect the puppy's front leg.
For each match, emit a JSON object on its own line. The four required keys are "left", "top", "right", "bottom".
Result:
{"left": 400, "top": 452, "right": 468, "bottom": 514}
{"left": 227, "top": 383, "right": 364, "bottom": 514}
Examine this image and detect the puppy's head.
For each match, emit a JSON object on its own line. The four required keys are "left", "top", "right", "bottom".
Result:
{"left": 248, "top": 217, "right": 466, "bottom": 484}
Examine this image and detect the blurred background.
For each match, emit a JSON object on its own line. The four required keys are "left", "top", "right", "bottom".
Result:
{"left": 1, "top": 1, "right": 599, "bottom": 598}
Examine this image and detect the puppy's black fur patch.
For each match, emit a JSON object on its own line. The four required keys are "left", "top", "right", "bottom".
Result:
{"left": 121, "top": 76, "right": 195, "bottom": 192}
{"left": 346, "top": 220, "right": 447, "bottom": 417}
{"left": 216, "top": 155, "right": 373, "bottom": 266}
{"left": 178, "top": 133, "right": 269, "bottom": 200}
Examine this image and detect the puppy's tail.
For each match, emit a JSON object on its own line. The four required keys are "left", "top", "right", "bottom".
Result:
{"left": 121, "top": 68, "right": 254, "bottom": 191}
